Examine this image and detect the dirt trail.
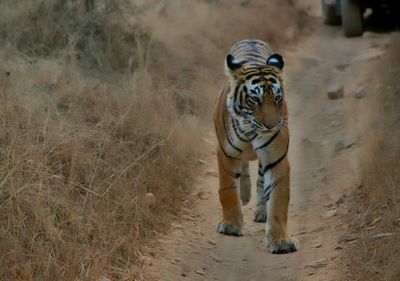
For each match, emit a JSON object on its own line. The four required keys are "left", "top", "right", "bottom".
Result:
{"left": 142, "top": 15, "right": 394, "bottom": 281}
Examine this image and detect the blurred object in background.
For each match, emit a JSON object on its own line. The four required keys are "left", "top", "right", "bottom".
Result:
{"left": 321, "top": 0, "right": 400, "bottom": 37}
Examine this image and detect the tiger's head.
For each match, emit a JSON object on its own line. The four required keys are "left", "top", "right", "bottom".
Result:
{"left": 225, "top": 53, "right": 285, "bottom": 123}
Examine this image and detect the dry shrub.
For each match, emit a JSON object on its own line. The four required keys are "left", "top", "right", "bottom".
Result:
{"left": 0, "top": 59, "right": 204, "bottom": 280}
{"left": 344, "top": 35, "right": 400, "bottom": 281}
{"left": 0, "top": 0, "right": 150, "bottom": 71}
{"left": 0, "top": 0, "right": 300, "bottom": 279}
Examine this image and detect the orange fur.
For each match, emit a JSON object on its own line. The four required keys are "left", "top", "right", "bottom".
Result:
{"left": 213, "top": 39, "right": 298, "bottom": 253}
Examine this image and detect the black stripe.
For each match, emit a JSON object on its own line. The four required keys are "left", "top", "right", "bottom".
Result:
{"left": 255, "top": 130, "right": 280, "bottom": 150}
{"left": 223, "top": 113, "right": 242, "bottom": 153}
{"left": 233, "top": 83, "right": 241, "bottom": 104}
{"left": 264, "top": 179, "right": 281, "bottom": 202}
{"left": 262, "top": 141, "right": 289, "bottom": 174}
{"left": 234, "top": 118, "right": 256, "bottom": 140}
{"left": 215, "top": 124, "right": 240, "bottom": 160}
{"left": 231, "top": 118, "right": 250, "bottom": 142}
{"left": 219, "top": 184, "right": 237, "bottom": 193}
{"left": 243, "top": 53, "right": 266, "bottom": 61}
{"left": 249, "top": 132, "right": 258, "bottom": 141}
{"left": 251, "top": 78, "right": 264, "bottom": 84}
{"left": 244, "top": 72, "right": 270, "bottom": 80}
{"left": 216, "top": 136, "right": 239, "bottom": 160}
{"left": 244, "top": 69, "right": 276, "bottom": 77}
{"left": 242, "top": 69, "right": 260, "bottom": 76}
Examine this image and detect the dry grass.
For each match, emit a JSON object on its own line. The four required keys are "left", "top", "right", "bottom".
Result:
{"left": 343, "top": 35, "right": 400, "bottom": 281}
{"left": 0, "top": 53, "right": 204, "bottom": 281}
{"left": 0, "top": 0, "right": 300, "bottom": 279}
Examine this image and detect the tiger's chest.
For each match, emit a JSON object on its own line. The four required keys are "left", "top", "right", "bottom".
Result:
{"left": 223, "top": 115, "right": 285, "bottom": 161}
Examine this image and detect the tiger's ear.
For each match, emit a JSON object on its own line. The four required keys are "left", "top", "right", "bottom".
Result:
{"left": 225, "top": 54, "right": 243, "bottom": 78}
{"left": 266, "top": 54, "right": 284, "bottom": 70}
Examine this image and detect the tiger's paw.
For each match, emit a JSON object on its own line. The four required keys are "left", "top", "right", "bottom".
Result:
{"left": 253, "top": 209, "right": 267, "bottom": 223}
{"left": 216, "top": 220, "right": 243, "bottom": 236}
{"left": 267, "top": 237, "right": 299, "bottom": 254}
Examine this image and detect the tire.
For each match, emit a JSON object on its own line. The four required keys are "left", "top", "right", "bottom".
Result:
{"left": 321, "top": 0, "right": 341, "bottom": 25}
{"left": 340, "top": 0, "right": 363, "bottom": 37}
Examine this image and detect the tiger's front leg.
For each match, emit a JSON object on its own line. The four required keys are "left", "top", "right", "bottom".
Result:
{"left": 216, "top": 148, "right": 244, "bottom": 236}
{"left": 262, "top": 156, "right": 299, "bottom": 254}
{"left": 253, "top": 162, "right": 267, "bottom": 222}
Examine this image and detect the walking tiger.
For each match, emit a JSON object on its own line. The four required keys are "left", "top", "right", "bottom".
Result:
{"left": 213, "top": 39, "right": 298, "bottom": 254}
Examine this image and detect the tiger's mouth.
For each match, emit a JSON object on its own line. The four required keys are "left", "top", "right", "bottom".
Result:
{"left": 250, "top": 117, "right": 285, "bottom": 133}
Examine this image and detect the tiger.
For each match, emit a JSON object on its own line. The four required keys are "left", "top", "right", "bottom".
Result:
{"left": 213, "top": 39, "right": 298, "bottom": 254}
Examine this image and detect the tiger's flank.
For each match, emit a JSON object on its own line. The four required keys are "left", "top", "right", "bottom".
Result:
{"left": 213, "top": 39, "right": 298, "bottom": 254}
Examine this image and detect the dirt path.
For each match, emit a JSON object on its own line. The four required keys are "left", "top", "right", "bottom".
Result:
{"left": 142, "top": 16, "right": 393, "bottom": 281}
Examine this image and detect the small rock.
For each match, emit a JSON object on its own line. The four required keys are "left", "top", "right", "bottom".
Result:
{"left": 336, "top": 63, "right": 350, "bottom": 71}
{"left": 335, "top": 245, "right": 343, "bottom": 250}
{"left": 195, "top": 270, "right": 205, "bottom": 276}
{"left": 335, "top": 136, "right": 356, "bottom": 152}
{"left": 338, "top": 234, "right": 357, "bottom": 243}
{"left": 335, "top": 195, "right": 345, "bottom": 205}
{"left": 305, "top": 258, "right": 328, "bottom": 269}
{"left": 362, "top": 31, "right": 373, "bottom": 38}
{"left": 312, "top": 243, "right": 322, "bottom": 248}
{"left": 196, "top": 191, "right": 210, "bottom": 200}
{"left": 329, "top": 120, "right": 340, "bottom": 127}
{"left": 98, "top": 277, "right": 111, "bottom": 281}
{"left": 311, "top": 224, "right": 326, "bottom": 233}
{"left": 322, "top": 209, "right": 337, "bottom": 219}
{"left": 212, "top": 255, "right": 222, "bottom": 263}
{"left": 207, "top": 238, "right": 217, "bottom": 245}
{"left": 144, "top": 192, "right": 156, "bottom": 207}
{"left": 327, "top": 84, "right": 344, "bottom": 100}
{"left": 354, "top": 87, "right": 366, "bottom": 99}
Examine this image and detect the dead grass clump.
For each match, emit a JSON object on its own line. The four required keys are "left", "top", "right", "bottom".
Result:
{"left": 0, "top": 0, "right": 149, "bottom": 71}
{"left": 0, "top": 58, "right": 203, "bottom": 280}
{"left": 343, "top": 35, "right": 400, "bottom": 281}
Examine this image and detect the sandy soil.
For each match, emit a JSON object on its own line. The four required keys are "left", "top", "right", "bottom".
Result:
{"left": 141, "top": 10, "right": 396, "bottom": 281}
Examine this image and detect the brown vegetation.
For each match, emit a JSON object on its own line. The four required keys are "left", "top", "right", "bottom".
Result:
{"left": 0, "top": 0, "right": 299, "bottom": 280}
{"left": 344, "top": 35, "right": 400, "bottom": 281}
